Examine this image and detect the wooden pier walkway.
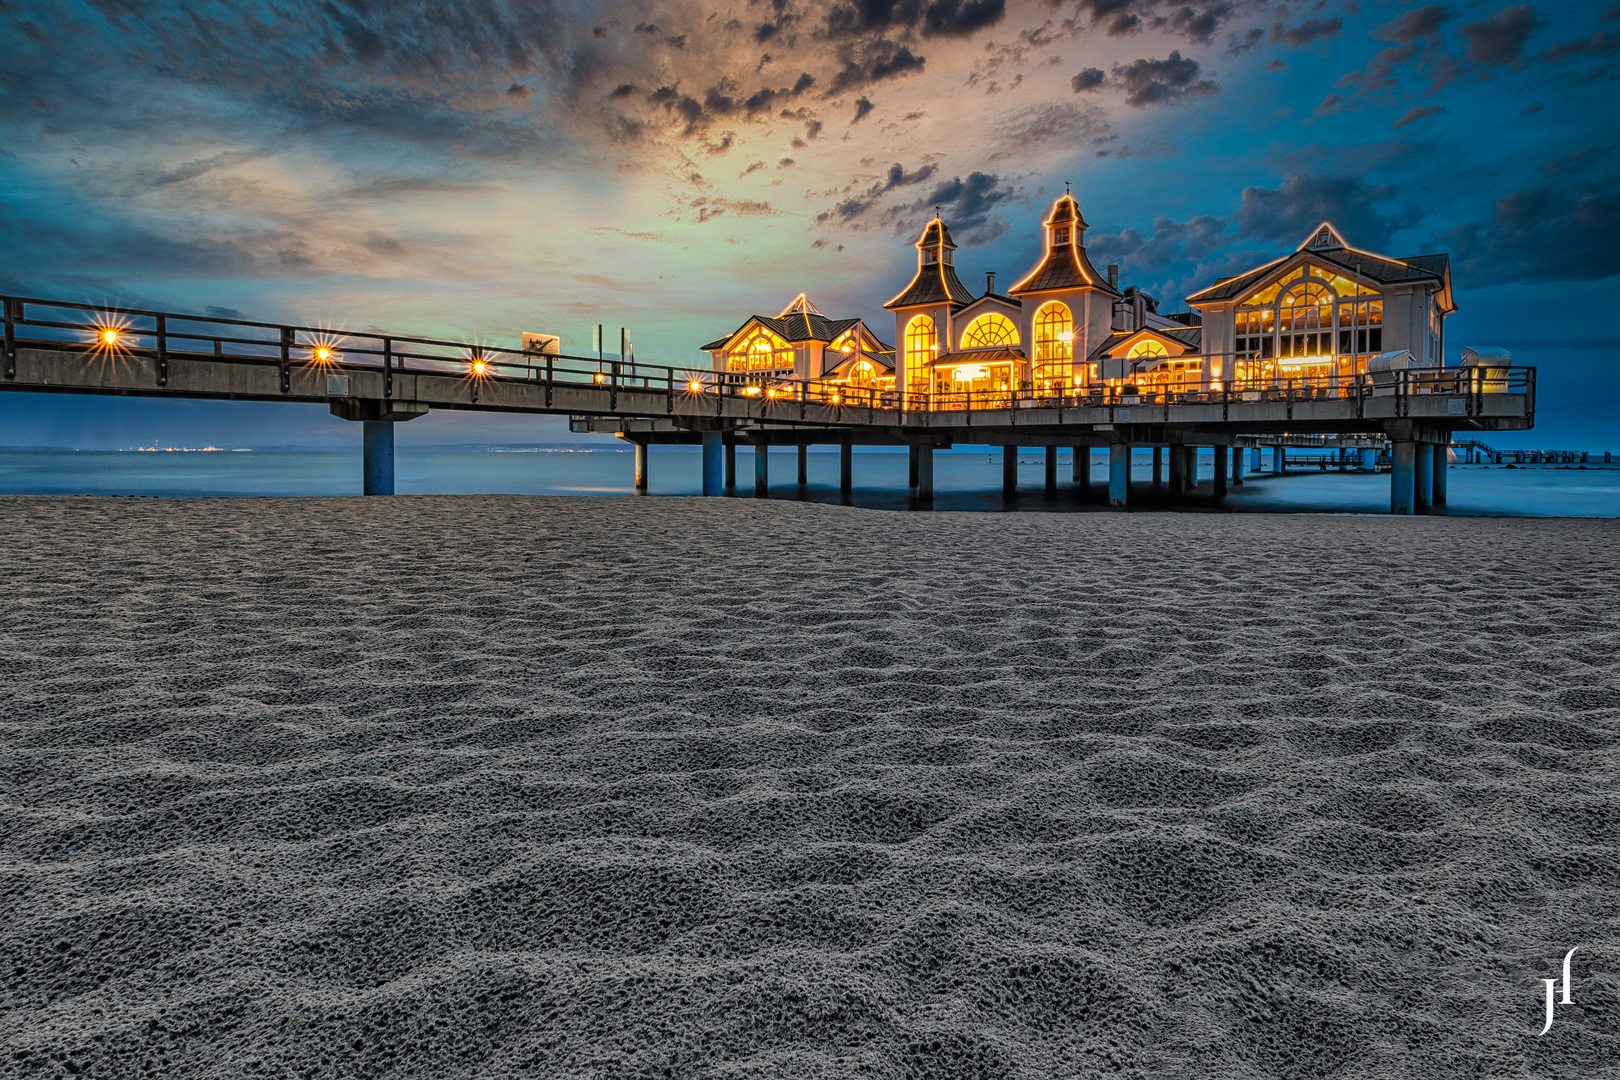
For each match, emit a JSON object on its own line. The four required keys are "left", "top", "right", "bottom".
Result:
{"left": 3, "top": 295, "right": 1537, "bottom": 513}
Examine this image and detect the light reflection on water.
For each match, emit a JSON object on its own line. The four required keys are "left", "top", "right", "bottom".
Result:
{"left": 0, "top": 448, "right": 1615, "bottom": 517}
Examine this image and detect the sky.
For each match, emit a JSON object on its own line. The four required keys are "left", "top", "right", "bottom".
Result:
{"left": 1, "top": 0, "right": 1616, "bottom": 449}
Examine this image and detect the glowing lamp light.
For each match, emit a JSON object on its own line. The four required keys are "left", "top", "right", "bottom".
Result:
{"left": 688, "top": 380, "right": 705, "bottom": 393}
{"left": 98, "top": 328, "right": 121, "bottom": 346}
{"left": 313, "top": 346, "right": 333, "bottom": 363}
{"left": 472, "top": 360, "right": 488, "bottom": 375}
{"left": 594, "top": 372, "right": 606, "bottom": 383}
{"left": 742, "top": 386, "right": 762, "bottom": 396}
{"left": 1056, "top": 331, "right": 1074, "bottom": 343}
{"left": 953, "top": 365, "right": 988, "bottom": 381}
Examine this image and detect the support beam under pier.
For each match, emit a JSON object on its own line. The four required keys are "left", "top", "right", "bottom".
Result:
{"left": 702, "top": 430, "right": 723, "bottom": 496}
{"left": 725, "top": 440, "right": 736, "bottom": 491}
{"left": 1073, "top": 445, "right": 1090, "bottom": 497}
{"left": 1433, "top": 440, "right": 1449, "bottom": 506}
{"left": 1045, "top": 447, "right": 1058, "bottom": 499}
{"left": 1415, "top": 444, "right": 1434, "bottom": 510}
{"left": 1168, "top": 442, "right": 1186, "bottom": 500}
{"left": 634, "top": 442, "right": 649, "bottom": 493}
{"left": 362, "top": 421, "right": 394, "bottom": 496}
{"left": 1109, "top": 444, "right": 1130, "bottom": 507}
{"left": 1231, "top": 444, "right": 1244, "bottom": 486}
{"left": 1003, "top": 446, "right": 1018, "bottom": 498}
{"left": 916, "top": 445, "right": 934, "bottom": 503}
{"left": 798, "top": 443, "right": 808, "bottom": 486}
{"left": 755, "top": 444, "right": 769, "bottom": 498}
{"left": 1391, "top": 442, "right": 1416, "bottom": 514}
{"left": 1213, "top": 445, "right": 1228, "bottom": 500}
{"left": 1152, "top": 447, "right": 1163, "bottom": 488}
{"left": 1187, "top": 445, "right": 1199, "bottom": 489}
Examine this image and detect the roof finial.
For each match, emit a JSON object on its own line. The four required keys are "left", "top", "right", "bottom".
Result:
{"left": 934, "top": 205, "right": 941, "bottom": 220}
{"left": 1065, "top": 180, "right": 1071, "bottom": 195}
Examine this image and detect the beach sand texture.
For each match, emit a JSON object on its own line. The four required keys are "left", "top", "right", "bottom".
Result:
{"left": 2, "top": 495, "right": 1617, "bottom": 1079}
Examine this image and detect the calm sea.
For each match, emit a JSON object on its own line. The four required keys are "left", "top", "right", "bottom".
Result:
{"left": 1, "top": 448, "right": 1616, "bottom": 517}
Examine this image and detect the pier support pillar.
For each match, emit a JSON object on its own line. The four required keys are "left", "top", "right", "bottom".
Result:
{"left": 916, "top": 445, "right": 934, "bottom": 503}
{"left": 1168, "top": 443, "right": 1186, "bottom": 500}
{"left": 1361, "top": 447, "right": 1377, "bottom": 470}
{"left": 839, "top": 439, "right": 853, "bottom": 499}
{"left": 1391, "top": 442, "right": 1416, "bottom": 514}
{"left": 1213, "top": 445, "right": 1228, "bottom": 500}
{"left": 1152, "top": 447, "right": 1163, "bottom": 488}
{"left": 1045, "top": 447, "right": 1058, "bottom": 499}
{"left": 1252, "top": 447, "right": 1263, "bottom": 473}
{"left": 908, "top": 444, "right": 920, "bottom": 490}
{"left": 1186, "top": 446, "right": 1199, "bottom": 489}
{"left": 633, "top": 442, "right": 649, "bottom": 493}
{"left": 1273, "top": 446, "right": 1286, "bottom": 474}
{"left": 1231, "top": 445, "right": 1244, "bottom": 486}
{"left": 1415, "top": 443, "right": 1434, "bottom": 510}
{"left": 1074, "top": 446, "right": 1090, "bottom": 498}
{"left": 725, "top": 440, "right": 737, "bottom": 490}
{"left": 798, "top": 443, "right": 809, "bottom": 486}
{"left": 701, "top": 431, "right": 723, "bottom": 496}
{"left": 755, "top": 443, "right": 769, "bottom": 497}
{"left": 1433, "top": 441, "right": 1449, "bottom": 506}
{"left": 362, "top": 421, "right": 395, "bottom": 496}
{"left": 1108, "top": 444, "right": 1130, "bottom": 507}
{"left": 1002, "top": 446, "right": 1018, "bottom": 497}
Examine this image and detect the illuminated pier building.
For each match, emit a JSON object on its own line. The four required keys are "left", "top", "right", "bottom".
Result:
{"left": 701, "top": 195, "right": 1455, "bottom": 407}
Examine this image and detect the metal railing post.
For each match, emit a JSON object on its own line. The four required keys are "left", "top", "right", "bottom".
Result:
{"left": 4, "top": 299, "right": 15, "bottom": 379}
{"left": 383, "top": 337, "right": 393, "bottom": 398}
{"left": 545, "top": 354, "right": 553, "bottom": 407}
{"left": 279, "top": 328, "right": 292, "bottom": 393}
{"left": 156, "top": 315, "right": 168, "bottom": 386}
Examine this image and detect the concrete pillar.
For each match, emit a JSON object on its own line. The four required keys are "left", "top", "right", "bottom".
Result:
{"left": 1252, "top": 447, "right": 1263, "bottom": 473}
{"left": 755, "top": 443, "right": 769, "bottom": 497}
{"left": 725, "top": 440, "right": 736, "bottom": 490}
{"left": 839, "top": 439, "right": 853, "bottom": 497}
{"left": 917, "top": 445, "right": 934, "bottom": 502}
{"left": 908, "top": 444, "right": 920, "bottom": 490}
{"left": 1074, "top": 446, "right": 1090, "bottom": 497}
{"left": 1213, "top": 445, "right": 1228, "bottom": 499}
{"left": 1231, "top": 445, "right": 1244, "bottom": 486}
{"left": 1361, "top": 447, "right": 1377, "bottom": 470}
{"left": 1109, "top": 443, "right": 1130, "bottom": 507}
{"left": 1152, "top": 447, "right": 1163, "bottom": 488}
{"left": 1045, "top": 447, "right": 1058, "bottom": 499}
{"left": 701, "top": 430, "right": 723, "bottom": 496}
{"left": 1273, "top": 446, "right": 1286, "bottom": 474}
{"left": 1168, "top": 443, "right": 1186, "bottom": 499}
{"left": 798, "top": 443, "right": 809, "bottom": 486}
{"left": 1002, "top": 446, "right": 1018, "bottom": 497}
{"left": 362, "top": 421, "right": 395, "bottom": 496}
{"left": 1433, "top": 442, "right": 1449, "bottom": 506}
{"left": 1391, "top": 442, "right": 1416, "bottom": 514}
{"left": 1415, "top": 443, "right": 1434, "bottom": 509}
{"left": 634, "top": 442, "right": 649, "bottom": 493}
{"left": 1186, "top": 445, "right": 1199, "bottom": 489}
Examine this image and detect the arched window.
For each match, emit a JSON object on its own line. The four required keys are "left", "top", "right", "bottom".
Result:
{"left": 1127, "top": 339, "right": 1168, "bottom": 361}
{"left": 1033, "top": 302, "right": 1073, "bottom": 391}
{"left": 961, "top": 313, "right": 1018, "bottom": 349}
{"left": 904, "top": 314, "right": 936, "bottom": 396}
{"left": 848, "top": 359, "right": 875, "bottom": 388}
{"left": 1280, "top": 281, "right": 1335, "bottom": 331}
{"left": 726, "top": 326, "right": 793, "bottom": 372}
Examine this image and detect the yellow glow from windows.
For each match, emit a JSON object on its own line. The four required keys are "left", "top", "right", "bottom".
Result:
{"left": 1127, "top": 340, "right": 1169, "bottom": 360}
{"left": 729, "top": 326, "right": 793, "bottom": 371}
{"left": 961, "top": 312, "right": 1017, "bottom": 349}
{"left": 904, "top": 314, "right": 936, "bottom": 394}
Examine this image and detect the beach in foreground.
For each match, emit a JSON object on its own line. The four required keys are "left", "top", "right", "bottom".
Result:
{"left": 1, "top": 496, "right": 1616, "bottom": 1079}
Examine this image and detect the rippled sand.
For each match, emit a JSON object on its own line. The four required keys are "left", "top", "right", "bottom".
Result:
{"left": 2, "top": 495, "right": 1617, "bottom": 1079}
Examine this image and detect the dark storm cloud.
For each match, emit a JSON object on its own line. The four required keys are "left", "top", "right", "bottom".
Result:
{"left": 1071, "top": 67, "right": 1107, "bottom": 91}
{"left": 1437, "top": 180, "right": 1620, "bottom": 284}
{"left": 852, "top": 96, "right": 874, "bottom": 122}
{"left": 814, "top": 161, "right": 939, "bottom": 223}
{"left": 903, "top": 171, "right": 1018, "bottom": 244}
{"left": 1270, "top": 18, "right": 1343, "bottom": 48}
{"left": 1235, "top": 173, "right": 1421, "bottom": 251}
{"left": 1459, "top": 5, "right": 1541, "bottom": 66}
{"left": 823, "top": 0, "right": 1006, "bottom": 39}
{"left": 826, "top": 39, "right": 928, "bottom": 93}
{"left": 1112, "top": 52, "right": 1217, "bottom": 106}
{"left": 1062, "top": 0, "right": 1236, "bottom": 44}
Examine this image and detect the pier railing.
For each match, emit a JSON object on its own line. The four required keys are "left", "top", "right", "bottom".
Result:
{"left": 2, "top": 296, "right": 1534, "bottom": 420}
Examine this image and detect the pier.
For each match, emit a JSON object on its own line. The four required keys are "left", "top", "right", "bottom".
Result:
{"left": 3, "top": 295, "right": 1535, "bottom": 512}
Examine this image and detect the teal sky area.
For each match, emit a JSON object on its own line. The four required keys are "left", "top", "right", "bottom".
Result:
{"left": 1, "top": 0, "right": 1615, "bottom": 449}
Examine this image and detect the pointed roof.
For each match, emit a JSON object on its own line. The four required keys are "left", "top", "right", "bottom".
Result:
{"left": 884, "top": 218, "right": 976, "bottom": 310}
{"left": 1187, "top": 223, "right": 1456, "bottom": 313}
{"left": 699, "top": 312, "right": 867, "bottom": 352}
{"left": 1086, "top": 325, "right": 1202, "bottom": 363}
{"left": 1008, "top": 193, "right": 1118, "bottom": 297}
{"left": 778, "top": 293, "right": 823, "bottom": 317}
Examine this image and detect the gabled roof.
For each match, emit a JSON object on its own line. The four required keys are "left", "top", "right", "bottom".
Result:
{"left": 885, "top": 217, "right": 978, "bottom": 310}
{"left": 699, "top": 312, "right": 865, "bottom": 352}
{"left": 1186, "top": 223, "right": 1455, "bottom": 312}
{"left": 954, "top": 292, "right": 1024, "bottom": 317}
{"left": 1086, "top": 326, "right": 1202, "bottom": 362}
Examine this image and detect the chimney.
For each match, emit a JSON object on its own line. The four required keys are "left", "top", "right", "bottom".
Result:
{"left": 985, "top": 271, "right": 997, "bottom": 295}
{"left": 1107, "top": 264, "right": 1119, "bottom": 290}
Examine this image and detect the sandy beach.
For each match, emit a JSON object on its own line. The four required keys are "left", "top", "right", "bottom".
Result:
{"left": 1, "top": 495, "right": 1616, "bottom": 1079}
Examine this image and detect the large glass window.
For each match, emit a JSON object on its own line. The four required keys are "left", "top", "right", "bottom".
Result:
{"left": 1127, "top": 340, "right": 1168, "bottom": 360}
{"left": 727, "top": 326, "right": 793, "bottom": 371}
{"left": 1032, "top": 302, "right": 1074, "bottom": 392}
{"left": 962, "top": 313, "right": 1018, "bottom": 349}
{"left": 847, "top": 359, "right": 876, "bottom": 388}
{"left": 904, "top": 314, "right": 936, "bottom": 396}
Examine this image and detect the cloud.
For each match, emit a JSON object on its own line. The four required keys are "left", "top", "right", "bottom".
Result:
{"left": 852, "top": 96, "right": 874, "bottom": 123}
{"left": 1270, "top": 18, "right": 1343, "bottom": 48}
{"left": 1377, "top": 5, "right": 1452, "bottom": 44}
{"left": 1544, "top": 146, "right": 1610, "bottom": 176}
{"left": 1459, "top": 5, "right": 1540, "bottom": 66}
{"left": 987, "top": 100, "right": 1113, "bottom": 159}
{"left": 814, "top": 161, "right": 941, "bottom": 223}
{"left": 908, "top": 171, "right": 1018, "bottom": 244}
{"left": 922, "top": 0, "right": 1008, "bottom": 37}
{"left": 1112, "top": 52, "right": 1217, "bottom": 107}
{"left": 1071, "top": 67, "right": 1106, "bottom": 91}
{"left": 1234, "top": 173, "right": 1422, "bottom": 252}
{"left": 1226, "top": 27, "right": 1264, "bottom": 56}
{"left": 690, "top": 196, "right": 780, "bottom": 223}
{"left": 1391, "top": 104, "right": 1445, "bottom": 128}
{"left": 1437, "top": 181, "right": 1620, "bottom": 284}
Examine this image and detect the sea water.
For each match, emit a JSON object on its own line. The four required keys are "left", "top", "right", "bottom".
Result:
{"left": 0, "top": 448, "right": 1615, "bottom": 517}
